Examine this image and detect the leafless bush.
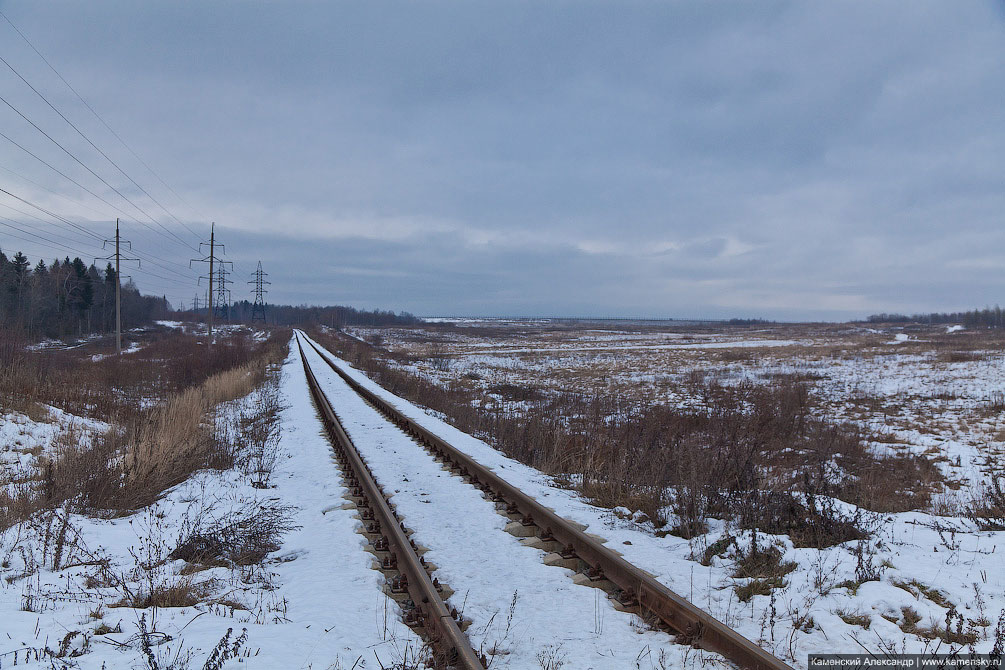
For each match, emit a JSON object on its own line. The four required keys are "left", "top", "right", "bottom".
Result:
{"left": 536, "top": 644, "right": 567, "bottom": 670}
{"left": 938, "top": 351, "right": 984, "bottom": 363}
{"left": 732, "top": 533, "right": 797, "bottom": 580}
{"left": 136, "top": 613, "right": 248, "bottom": 670}
{"left": 489, "top": 383, "right": 545, "bottom": 402}
{"left": 32, "top": 334, "right": 291, "bottom": 514}
{"left": 967, "top": 471, "right": 1005, "bottom": 530}
{"left": 170, "top": 501, "right": 299, "bottom": 567}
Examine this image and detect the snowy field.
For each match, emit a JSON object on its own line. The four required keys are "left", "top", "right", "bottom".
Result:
{"left": 333, "top": 323, "right": 1005, "bottom": 661}
{"left": 2, "top": 327, "right": 1003, "bottom": 668}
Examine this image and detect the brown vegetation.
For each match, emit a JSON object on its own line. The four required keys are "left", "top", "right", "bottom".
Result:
{"left": 1, "top": 327, "right": 291, "bottom": 526}
{"left": 310, "top": 328, "right": 940, "bottom": 546}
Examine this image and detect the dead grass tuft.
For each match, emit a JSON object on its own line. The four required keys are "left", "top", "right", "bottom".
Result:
{"left": 837, "top": 610, "right": 872, "bottom": 629}
{"left": 113, "top": 575, "right": 212, "bottom": 609}
{"left": 967, "top": 471, "right": 1005, "bottom": 530}
{"left": 735, "top": 577, "right": 786, "bottom": 602}
{"left": 732, "top": 538, "right": 797, "bottom": 580}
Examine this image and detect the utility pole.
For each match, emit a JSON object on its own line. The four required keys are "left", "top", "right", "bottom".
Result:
{"left": 96, "top": 218, "right": 138, "bottom": 354}
{"left": 190, "top": 222, "right": 231, "bottom": 345}
{"left": 249, "top": 260, "right": 270, "bottom": 323}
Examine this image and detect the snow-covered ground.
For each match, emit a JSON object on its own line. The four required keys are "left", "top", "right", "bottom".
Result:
{"left": 308, "top": 330, "right": 1005, "bottom": 663}
{"left": 301, "top": 340, "right": 713, "bottom": 669}
{"left": 1, "top": 345, "right": 422, "bottom": 669}
{"left": 4, "top": 330, "right": 1003, "bottom": 669}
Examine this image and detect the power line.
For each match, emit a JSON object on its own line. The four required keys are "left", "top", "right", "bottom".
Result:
{"left": 0, "top": 214, "right": 103, "bottom": 252}
{"left": 0, "top": 162, "right": 199, "bottom": 278}
{"left": 0, "top": 128, "right": 165, "bottom": 240}
{"left": 0, "top": 218, "right": 101, "bottom": 254}
{"left": 0, "top": 92, "right": 198, "bottom": 252}
{"left": 0, "top": 52, "right": 203, "bottom": 244}
{"left": 0, "top": 186, "right": 104, "bottom": 241}
{"left": 0, "top": 228, "right": 77, "bottom": 256}
{"left": 0, "top": 10, "right": 209, "bottom": 235}
{"left": 0, "top": 220, "right": 191, "bottom": 288}
{"left": 0, "top": 187, "right": 196, "bottom": 285}
{"left": 0, "top": 161, "right": 114, "bottom": 221}
{"left": 0, "top": 200, "right": 105, "bottom": 247}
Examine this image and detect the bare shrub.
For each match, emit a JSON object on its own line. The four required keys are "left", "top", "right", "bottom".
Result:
{"left": 938, "top": 351, "right": 984, "bottom": 363}
{"left": 170, "top": 501, "right": 299, "bottom": 567}
{"left": 732, "top": 534, "right": 796, "bottom": 580}
{"left": 33, "top": 332, "right": 290, "bottom": 514}
{"left": 136, "top": 612, "right": 248, "bottom": 670}
{"left": 489, "top": 383, "right": 545, "bottom": 402}
{"left": 737, "top": 489, "right": 870, "bottom": 549}
{"left": 967, "top": 471, "right": 1005, "bottom": 530}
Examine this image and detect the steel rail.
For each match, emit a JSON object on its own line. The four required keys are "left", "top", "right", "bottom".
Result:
{"left": 302, "top": 333, "right": 793, "bottom": 670}
{"left": 295, "top": 333, "right": 485, "bottom": 670}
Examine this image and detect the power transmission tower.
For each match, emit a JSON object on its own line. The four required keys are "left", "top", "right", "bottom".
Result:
{"left": 192, "top": 294, "right": 200, "bottom": 312}
{"left": 214, "top": 264, "right": 233, "bottom": 323}
{"left": 95, "top": 218, "right": 139, "bottom": 354}
{"left": 190, "top": 222, "right": 231, "bottom": 344}
{"left": 248, "top": 260, "right": 270, "bottom": 323}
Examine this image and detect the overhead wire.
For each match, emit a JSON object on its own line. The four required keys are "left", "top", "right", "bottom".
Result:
{"left": 0, "top": 199, "right": 106, "bottom": 246}
{"left": 0, "top": 12, "right": 241, "bottom": 303}
{"left": 0, "top": 92, "right": 198, "bottom": 252}
{"left": 0, "top": 51, "right": 205, "bottom": 244}
{"left": 0, "top": 186, "right": 103, "bottom": 241}
{"left": 0, "top": 10, "right": 209, "bottom": 236}
{"left": 0, "top": 130, "right": 206, "bottom": 273}
{"left": 0, "top": 161, "right": 124, "bottom": 221}
{"left": 0, "top": 187, "right": 197, "bottom": 284}
{"left": 0, "top": 133, "right": 202, "bottom": 279}
{"left": 0, "top": 216, "right": 103, "bottom": 253}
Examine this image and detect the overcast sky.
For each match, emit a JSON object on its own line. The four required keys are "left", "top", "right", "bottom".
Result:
{"left": 0, "top": 1, "right": 1002, "bottom": 320}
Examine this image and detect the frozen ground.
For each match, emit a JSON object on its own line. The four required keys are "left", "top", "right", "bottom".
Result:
{"left": 346, "top": 323, "right": 1005, "bottom": 493}
{"left": 301, "top": 340, "right": 714, "bottom": 669}
{"left": 3, "top": 329, "right": 1003, "bottom": 669}
{"left": 1, "top": 345, "right": 422, "bottom": 669}
{"left": 324, "top": 326, "right": 1005, "bottom": 662}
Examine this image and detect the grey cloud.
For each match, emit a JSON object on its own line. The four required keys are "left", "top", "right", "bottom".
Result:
{"left": 0, "top": 1, "right": 1002, "bottom": 319}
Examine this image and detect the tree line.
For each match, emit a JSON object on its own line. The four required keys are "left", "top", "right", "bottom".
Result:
{"left": 176, "top": 300, "right": 421, "bottom": 328}
{"left": 867, "top": 307, "right": 1005, "bottom": 328}
{"left": 0, "top": 249, "right": 170, "bottom": 340}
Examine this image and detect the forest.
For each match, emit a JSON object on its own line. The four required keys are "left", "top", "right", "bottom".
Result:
{"left": 868, "top": 307, "right": 1005, "bottom": 328}
{"left": 177, "top": 299, "right": 421, "bottom": 328}
{"left": 0, "top": 249, "right": 170, "bottom": 340}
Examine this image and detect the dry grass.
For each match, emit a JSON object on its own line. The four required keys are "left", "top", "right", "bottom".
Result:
{"left": 113, "top": 575, "right": 213, "bottom": 609}
{"left": 735, "top": 577, "right": 786, "bottom": 602}
{"left": 121, "top": 362, "right": 260, "bottom": 502}
{"left": 731, "top": 540, "right": 797, "bottom": 580}
{"left": 837, "top": 610, "right": 871, "bottom": 629}
{"left": 1, "top": 327, "right": 291, "bottom": 526}
{"left": 311, "top": 328, "right": 933, "bottom": 546}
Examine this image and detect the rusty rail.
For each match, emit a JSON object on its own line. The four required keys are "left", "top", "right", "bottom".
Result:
{"left": 302, "top": 332, "right": 793, "bottom": 670}
{"left": 295, "top": 334, "right": 485, "bottom": 670}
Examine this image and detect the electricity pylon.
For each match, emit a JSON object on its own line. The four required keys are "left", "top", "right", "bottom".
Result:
{"left": 248, "top": 261, "right": 270, "bottom": 323}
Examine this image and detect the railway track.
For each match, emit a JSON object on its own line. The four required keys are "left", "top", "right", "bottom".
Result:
{"left": 295, "top": 331, "right": 792, "bottom": 670}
